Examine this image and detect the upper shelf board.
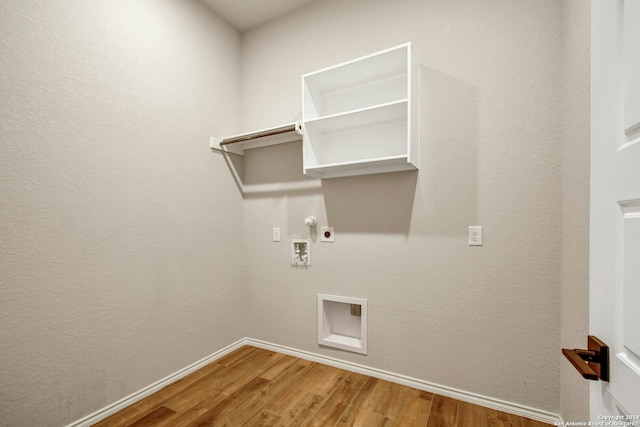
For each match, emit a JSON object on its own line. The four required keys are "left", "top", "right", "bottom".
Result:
{"left": 210, "top": 122, "right": 303, "bottom": 156}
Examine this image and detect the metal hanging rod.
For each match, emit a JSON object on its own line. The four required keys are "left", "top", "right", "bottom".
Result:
{"left": 210, "top": 122, "right": 303, "bottom": 156}
{"left": 219, "top": 123, "right": 301, "bottom": 146}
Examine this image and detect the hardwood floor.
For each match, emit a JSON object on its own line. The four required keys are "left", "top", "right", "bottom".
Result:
{"left": 94, "top": 346, "right": 551, "bottom": 427}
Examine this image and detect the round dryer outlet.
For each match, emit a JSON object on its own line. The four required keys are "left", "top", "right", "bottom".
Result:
{"left": 321, "top": 227, "right": 335, "bottom": 242}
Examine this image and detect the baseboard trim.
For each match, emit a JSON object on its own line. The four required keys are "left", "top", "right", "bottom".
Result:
{"left": 65, "top": 340, "right": 246, "bottom": 427}
{"left": 68, "top": 337, "right": 561, "bottom": 426}
{"left": 244, "top": 338, "right": 561, "bottom": 425}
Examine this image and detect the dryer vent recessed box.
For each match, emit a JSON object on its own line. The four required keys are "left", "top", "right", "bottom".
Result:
{"left": 318, "top": 293, "right": 367, "bottom": 354}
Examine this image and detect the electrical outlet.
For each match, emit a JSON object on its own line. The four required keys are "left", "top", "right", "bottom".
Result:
{"left": 321, "top": 227, "right": 335, "bottom": 242}
{"left": 468, "top": 226, "right": 483, "bottom": 246}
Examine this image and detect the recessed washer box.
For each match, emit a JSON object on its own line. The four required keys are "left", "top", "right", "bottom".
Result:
{"left": 318, "top": 294, "right": 367, "bottom": 355}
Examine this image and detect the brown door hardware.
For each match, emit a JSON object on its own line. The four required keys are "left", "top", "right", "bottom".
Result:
{"left": 562, "top": 335, "right": 609, "bottom": 381}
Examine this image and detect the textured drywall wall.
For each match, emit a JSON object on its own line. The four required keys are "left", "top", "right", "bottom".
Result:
{"left": 0, "top": 1, "right": 243, "bottom": 425}
{"left": 240, "top": 0, "right": 565, "bottom": 412}
{"left": 559, "top": 0, "right": 590, "bottom": 422}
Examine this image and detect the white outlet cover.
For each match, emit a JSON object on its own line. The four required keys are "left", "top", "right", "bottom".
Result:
{"left": 468, "top": 226, "right": 483, "bottom": 246}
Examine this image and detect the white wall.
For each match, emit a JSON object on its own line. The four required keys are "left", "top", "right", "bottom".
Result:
{"left": 240, "top": 0, "right": 575, "bottom": 413}
{"left": 560, "top": 0, "right": 590, "bottom": 422}
{"left": 0, "top": 1, "right": 243, "bottom": 425}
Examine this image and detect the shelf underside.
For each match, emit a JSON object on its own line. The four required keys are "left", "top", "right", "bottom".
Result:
{"left": 304, "top": 155, "right": 417, "bottom": 179}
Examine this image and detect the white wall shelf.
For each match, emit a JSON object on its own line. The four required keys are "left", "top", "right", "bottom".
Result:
{"left": 302, "top": 43, "right": 419, "bottom": 179}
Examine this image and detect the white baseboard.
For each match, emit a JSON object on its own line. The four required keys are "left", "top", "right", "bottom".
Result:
{"left": 65, "top": 340, "right": 246, "bottom": 427}
{"left": 244, "top": 338, "right": 561, "bottom": 425}
{"left": 68, "top": 337, "right": 561, "bottom": 426}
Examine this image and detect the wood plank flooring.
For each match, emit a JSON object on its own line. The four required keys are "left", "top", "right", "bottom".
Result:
{"left": 94, "top": 346, "right": 551, "bottom": 427}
